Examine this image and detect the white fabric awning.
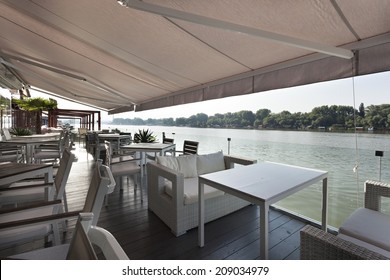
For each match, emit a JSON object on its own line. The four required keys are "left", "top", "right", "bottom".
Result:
{"left": 0, "top": 0, "right": 389, "bottom": 114}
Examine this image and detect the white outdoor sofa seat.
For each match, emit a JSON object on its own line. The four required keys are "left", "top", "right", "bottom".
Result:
{"left": 147, "top": 151, "right": 257, "bottom": 236}
{"left": 339, "top": 207, "right": 390, "bottom": 252}
{"left": 164, "top": 177, "right": 225, "bottom": 205}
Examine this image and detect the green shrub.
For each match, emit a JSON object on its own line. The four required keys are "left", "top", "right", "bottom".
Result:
{"left": 133, "top": 129, "right": 157, "bottom": 143}
{"left": 10, "top": 127, "right": 33, "bottom": 136}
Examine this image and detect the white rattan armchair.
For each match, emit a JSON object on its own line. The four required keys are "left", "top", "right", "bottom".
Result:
{"left": 147, "top": 152, "right": 257, "bottom": 236}
{"left": 300, "top": 180, "right": 390, "bottom": 259}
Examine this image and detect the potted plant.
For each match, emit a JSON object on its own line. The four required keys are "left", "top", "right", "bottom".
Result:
{"left": 10, "top": 127, "right": 32, "bottom": 136}
{"left": 133, "top": 129, "right": 157, "bottom": 143}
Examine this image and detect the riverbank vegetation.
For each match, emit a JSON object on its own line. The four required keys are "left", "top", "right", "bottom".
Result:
{"left": 111, "top": 103, "right": 390, "bottom": 131}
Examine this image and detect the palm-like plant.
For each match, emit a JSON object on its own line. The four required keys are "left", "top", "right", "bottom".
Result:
{"left": 133, "top": 129, "right": 157, "bottom": 143}
{"left": 10, "top": 127, "right": 32, "bottom": 136}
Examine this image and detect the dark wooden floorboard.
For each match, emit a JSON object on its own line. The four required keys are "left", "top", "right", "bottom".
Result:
{"left": 0, "top": 144, "right": 309, "bottom": 260}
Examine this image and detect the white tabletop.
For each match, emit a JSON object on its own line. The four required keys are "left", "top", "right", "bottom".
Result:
{"left": 12, "top": 133, "right": 60, "bottom": 140}
{"left": 199, "top": 161, "right": 328, "bottom": 203}
{"left": 98, "top": 134, "right": 130, "bottom": 138}
{"left": 121, "top": 142, "right": 175, "bottom": 152}
{"left": 1, "top": 138, "right": 59, "bottom": 145}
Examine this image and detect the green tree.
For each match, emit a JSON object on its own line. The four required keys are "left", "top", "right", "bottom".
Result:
{"left": 263, "top": 114, "right": 278, "bottom": 128}
{"left": 207, "top": 114, "right": 224, "bottom": 127}
{"left": 133, "top": 118, "right": 145, "bottom": 125}
{"left": 276, "top": 110, "right": 295, "bottom": 128}
{"left": 196, "top": 113, "right": 208, "bottom": 127}
{"left": 13, "top": 97, "right": 57, "bottom": 134}
{"left": 223, "top": 112, "right": 236, "bottom": 127}
{"left": 105, "top": 102, "right": 390, "bottom": 132}
{"left": 254, "top": 109, "right": 271, "bottom": 128}
{"left": 365, "top": 104, "right": 390, "bottom": 129}
{"left": 175, "top": 117, "right": 187, "bottom": 126}
{"left": 187, "top": 115, "right": 198, "bottom": 127}
{"left": 162, "top": 118, "right": 175, "bottom": 126}
{"left": 237, "top": 110, "right": 255, "bottom": 127}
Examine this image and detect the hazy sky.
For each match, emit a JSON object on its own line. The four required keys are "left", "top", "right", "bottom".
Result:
{"left": 26, "top": 71, "right": 390, "bottom": 121}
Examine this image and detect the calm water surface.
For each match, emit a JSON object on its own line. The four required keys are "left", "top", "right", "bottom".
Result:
{"left": 104, "top": 125, "right": 390, "bottom": 228}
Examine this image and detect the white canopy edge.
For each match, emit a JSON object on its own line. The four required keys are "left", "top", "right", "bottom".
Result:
{"left": 108, "top": 33, "right": 390, "bottom": 115}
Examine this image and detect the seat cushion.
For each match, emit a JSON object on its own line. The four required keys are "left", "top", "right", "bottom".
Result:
{"left": 0, "top": 186, "right": 48, "bottom": 205}
{"left": 111, "top": 161, "right": 140, "bottom": 176}
{"left": 156, "top": 154, "right": 197, "bottom": 178}
{"left": 8, "top": 244, "right": 70, "bottom": 260}
{"left": 338, "top": 233, "right": 390, "bottom": 258}
{"left": 0, "top": 224, "right": 52, "bottom": 247}
{"left": 339, "top": 208, "right": 390, "bottom": 252}
{"left": 0, "top": 206, "right": 54, "bottom": 247}
{"left": 164, "top": 177, "right": 224, "bottom": 205}
{"left": 197, "top": 151, "right": 226, "bottom": 175}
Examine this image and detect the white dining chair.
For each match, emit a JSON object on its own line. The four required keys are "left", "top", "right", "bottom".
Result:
{"left": 0, "top": 149, "right": 74, "bottom": 212}
{"left": 0, "top": 160, "right": 115, "bottom": 250}
{"left": 104, "top": 141, "right": 142, "bottom": 203}
{"left": 7, "top": 212, "right": 129, "bottom": 260}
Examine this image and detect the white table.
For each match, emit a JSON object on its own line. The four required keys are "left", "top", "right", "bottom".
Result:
{"left": 121, "top": 142, "right": 176, "bottom": 162}
{"left": 198, "top": 161, "right": 328, "bottom": 259}
{"left": 0, "top": 138, "right": 60, "bottom": 163}
{"left": 98, "top": 134, "right": 132, "bottom": 152}
{"left": 12, "top": 133, "right": 60, "bottom": 140}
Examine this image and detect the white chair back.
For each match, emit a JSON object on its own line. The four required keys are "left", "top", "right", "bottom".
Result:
{"left": 7, "top": 213, "right": 129, "bottom": 260}
{"left": 2, "top": 128, "right": 12, "bottom": 140}
{"left": 83, "top": 160, "right": 116, "bottom": 225}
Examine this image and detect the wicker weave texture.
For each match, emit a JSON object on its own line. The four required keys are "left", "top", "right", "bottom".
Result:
{"left": 301, "top": 179, "right": 390, "bottom": 260}
{"left": 147, "top": 154, "right": 256, "bottom": 236}
{"left": 300, "top": 225, "right": 388, "bottom": 259}
{"left": 364, "top": 180, "right": 390, "bottom": 211}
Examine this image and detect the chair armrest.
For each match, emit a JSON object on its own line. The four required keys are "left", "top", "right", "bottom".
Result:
{"left": 88, "top": 226, "right": 129, "bottom": 260}
{"left": 300, "top": 225, "right": 388, "bottom": 260}
{"left": 0, "top": 199, "right": 62, "bottom": 215}
{"left": 147, "top": 160, "right": 183, "bottom": 183}
{"left": 147, "top": 161, "right": 185, "bottom": 222}
{"left": 224, "top": 155, "right": 257, "bottom": 169}
{"left": 112, "top": 154, "right": 135, "bottom": 162}
{"left": 110, "top": 157, "right": 140, "bottom": 166}
{"left": 0, "top": 182, "right": 54, "bottom": 193}
{"left": 0, "top": 199, "right": 81, "bottom": 230}
{"left": 35, "top": 141, "right": 61, "bottom": 149}
{"left": 364, "top": 180, "right": 390, "bottom": 211}
{"left": 0, "top": 147, "right": 20, "bottom": 152}
{"left": 0, "top": 210, "right": 80, "bottom": 230}
{"left": 147, "top": 161, "right": 184, "bottom": 205}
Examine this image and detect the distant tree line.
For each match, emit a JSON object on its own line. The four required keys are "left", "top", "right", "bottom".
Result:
{"left": 110, "top": 103, "right": 390, "bottom": 131}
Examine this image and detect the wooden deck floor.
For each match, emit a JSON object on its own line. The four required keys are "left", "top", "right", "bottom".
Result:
{"left": 1, "top": 144, "right": 310, "bottom": 260}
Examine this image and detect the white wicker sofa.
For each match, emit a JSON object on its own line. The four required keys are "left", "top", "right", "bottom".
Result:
{"left": 147, "top": 151, "right": 257, "bottom": 236}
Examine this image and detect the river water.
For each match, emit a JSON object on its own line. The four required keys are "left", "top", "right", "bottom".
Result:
{"left": 103, "top": 124, "right": 390, "bottom": 228}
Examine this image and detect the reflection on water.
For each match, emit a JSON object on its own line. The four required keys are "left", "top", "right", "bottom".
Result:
{"left": 104, "top": 125, "right": 390, "bottom": 228}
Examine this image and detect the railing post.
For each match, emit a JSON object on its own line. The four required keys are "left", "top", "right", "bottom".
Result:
{"left": 375, "top": 150, "right": 384, "bottom": 181}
